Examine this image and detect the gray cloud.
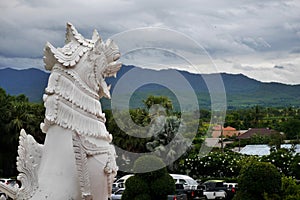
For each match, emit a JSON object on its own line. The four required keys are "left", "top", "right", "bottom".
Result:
{"left": 274, "top": 65, "right": 284, "bottom": 69}
{"left": 0, "top": 0, "right": 300, "bottom": 84}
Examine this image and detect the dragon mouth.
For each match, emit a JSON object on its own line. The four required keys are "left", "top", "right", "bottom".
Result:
{"left": 113, "top": 53, "right": 121, "bottom": 61}
{"left": 100, "top": 61, "right": 122, "bottom": 79}
{"left": 108, "top": 61, "right": 122, "bottom": 68}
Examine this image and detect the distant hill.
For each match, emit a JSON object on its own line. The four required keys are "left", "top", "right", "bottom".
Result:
{"left": 0, "top": 68, "right": 49, "bottom": 102}
{"left": 0, "top": 66, "right": 300, "bottom": 109}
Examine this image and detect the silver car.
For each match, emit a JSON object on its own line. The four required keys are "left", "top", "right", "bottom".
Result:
{"left": 111, "top": 188, "right": 125, "bottom": 200}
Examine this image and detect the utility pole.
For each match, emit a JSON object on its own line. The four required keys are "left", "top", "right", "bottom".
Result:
{"left": 221, "top": 124, "right": 224, "bottom": 153}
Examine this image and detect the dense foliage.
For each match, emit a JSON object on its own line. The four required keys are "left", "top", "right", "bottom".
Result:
{"left": 122, "top": 155, "right": 175, "bottom": 200}
{"left": 225, "top": 106, "right": 300, "bottom": 140}
{"left": 0, "top": 87, "right": 299, "bottom": 199}
{"left": 281, "top": 176, "right": 300, "bottom": 200}
{"left": 179, "top": 149, "right": 300, "bottom": 180}
{"left": 0, "top": 88, "right": 44, "bottom": 177}
{"left": 180, "top": 151, "right": 246, "bottom": 178}
{"left": 105, "top": 95, "right": 204, "bottom": 171}
{"left": 234, "top": 161, "right": 282, "bottom": 200}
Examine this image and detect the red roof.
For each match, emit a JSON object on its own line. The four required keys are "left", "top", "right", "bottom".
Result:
{"left": 223, "top": 126, "right": 236, "bottom": 131}
{"left": 213, "top": 125, "right": 236, "bottom": 131}
{"left": 212, "top": 126, "right": 239, "bottom": 138}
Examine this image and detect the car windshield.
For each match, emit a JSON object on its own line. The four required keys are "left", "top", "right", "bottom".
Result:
{"left": 216, "top": 182, "right": 224, "bottom": 187}
{"left": 186, "top": 179, "right": 198, "bottom": 185}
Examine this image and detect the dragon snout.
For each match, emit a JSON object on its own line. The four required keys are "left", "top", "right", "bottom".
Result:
{"left": 105, "top": 39, "right": 121, "bottom": 63}
{"left": 113, "top": 52, "right": 120, "bottom": 61}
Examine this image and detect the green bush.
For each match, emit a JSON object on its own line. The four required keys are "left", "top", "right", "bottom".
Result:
{"left": 133, "top": 155, "right": 167, "bottom": 179}
{"left": 260, "top": 148, "right": 294, "bottom": 176}
{"left": 122, "top": 155, "right": 175, "bottom": 200}
{"left": 236, "top": 161, "right": 281, "bottom": 199}
{"left": 281, "top": 176, "right": 300, "bottom": 200}
{"left": 289, "top": 154, "right": 300, "bottom": 179}
{"left": 123, "top": 176, "right": 148, "bottom": 196}
{"left": 150, "top": 173, "right": 175, "bottom": 199}
{"left": 232, "top": 191, "right": 259, "bottom": 200}
{"left": 134, "top": 194, "right": 152, "bottom": 200}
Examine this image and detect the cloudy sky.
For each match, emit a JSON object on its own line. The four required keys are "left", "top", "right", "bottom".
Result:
{"left": 0, "top": 0, "right": 300, "bottom": 84}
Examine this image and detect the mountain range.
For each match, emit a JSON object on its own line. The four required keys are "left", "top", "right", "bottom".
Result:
{"left": 0, "top": 65, "right": 299, "bottom": 109}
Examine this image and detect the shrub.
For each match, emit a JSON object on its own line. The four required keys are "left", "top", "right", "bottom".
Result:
{"left": 133, "top": 155, "right": 166, "bottom": 179}
{"left": 289, "top": 154, "right": 300, "bottom": 179}
{"left": 260, "top": 148, "right": 294, "bottom": 176}
{"left": 281, "top": 176, "right": 300, "bottom": 200}
{"left": 123, "top": 176, "right": 148, "bottom": 196}
{"left": 122, "top": 155, "right": 175, "bottom": 200}
{"left": 134, "top": 194, "right": 152, "bottom": 200}
{"left": 150, "top": 173, "right": 175, "bottom": 199}
{"left": 236, "top": 161, "right": 281, "bottom": 199}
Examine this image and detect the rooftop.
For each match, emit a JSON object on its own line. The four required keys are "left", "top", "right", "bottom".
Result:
{"left": 239, "top": 144, "right": 300, "bottom": 156}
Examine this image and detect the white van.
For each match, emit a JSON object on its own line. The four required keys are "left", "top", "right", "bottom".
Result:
{"left": 170, "top": 174, "right": 198, "bottom": 190}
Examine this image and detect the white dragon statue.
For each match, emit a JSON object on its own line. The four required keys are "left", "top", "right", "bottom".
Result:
{"left": 0, "top": 22, "right": 121, "bottom": 200}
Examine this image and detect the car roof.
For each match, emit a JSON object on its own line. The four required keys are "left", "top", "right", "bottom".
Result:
{"left": 170, "top": 174, "right": 194, "bottom": 179}
{"left": 117, "top": 174, "right": 133, "bottom": 181}
{"left": 204, "top": 180, "right": 225, "bottom": 183}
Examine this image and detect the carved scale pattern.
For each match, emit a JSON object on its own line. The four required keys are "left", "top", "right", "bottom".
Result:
{"left": 16, "top": 129, "right": 43, "bottom": 200}
{"left": 41, "top": 65, "right": 112, "bottom": 141}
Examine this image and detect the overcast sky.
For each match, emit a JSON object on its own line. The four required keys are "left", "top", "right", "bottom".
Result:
{"left": 0, "top": 0, "right": 300, "bottom": 84}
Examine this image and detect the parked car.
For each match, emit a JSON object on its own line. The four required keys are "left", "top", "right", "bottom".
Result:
{"left": 111, "top": 188, "right": 124, "bottom": 200}
{"left": 201, "top": 180, "right": 227, "bottom": 200}
{"left": 112, "top": 182, "right": 122, "bottom": 193}
{"left": 168, "top": 182, "right": 206, "bottom": 200}
{"left": 170, "top": 174, "right": 199, "bottom": 190}
{"left": 114, "top": 174, "right": 133, "bottom": 187}
{"left": 168, "top": 183, "right": 188, "bottom": 200}
{"left": 111, "top": 174, "right": 133, "bottom": 194}
{"left": 223, "top": 182, "right": 238, "bottom": 199}
{"left": 223, "top": 183, "right": 238, "bottom": 193}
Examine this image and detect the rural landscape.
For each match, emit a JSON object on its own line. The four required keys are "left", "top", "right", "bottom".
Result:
{"left": 0, "top": 65, "right": 300, "bottom": 199}
{"left": 1, "top": 0, "right": 300, "bottom": 199}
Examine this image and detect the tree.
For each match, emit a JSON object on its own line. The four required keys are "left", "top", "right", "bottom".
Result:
{"left": 290, "top": 153, "right": 300, "bottom": 179}
{"left": 180, "top": 151, "right": 247, "bottom": 178}
{"left": 261, "top": 148, "right": 294, "bottom": 176}
{"left": 0, "top": 88, "right": 45, "bottom": 177}
{"left": 145, "top": 96, "right": 195, "bottom": 170}
{"left": 143, "top": 95, "right": 173, "bottom": 115}
{"left": 235, "top": 161, "right": 281, "bottom": 200}
{"left": 281, "top": 176, "right": 300, "bottom": 200}
{"left": 105, "top": 95, "right": 194, "bottom": 171}
{"left": 280, "top": 118, "right": 300, "bottom": 140}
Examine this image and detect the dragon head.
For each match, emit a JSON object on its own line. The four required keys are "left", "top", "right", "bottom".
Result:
{"left": 43, "top": 23, "right": 122, "bottom": 99}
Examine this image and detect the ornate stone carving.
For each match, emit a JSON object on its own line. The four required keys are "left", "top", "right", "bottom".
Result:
{"left": 16, "top": 129, "right": 43, "bottom": 200}
{"left": 41, "top": 22, "right": 121, "bottom": 142}
{"left": 0, "top": 23, "right": 121, "bottom": 200}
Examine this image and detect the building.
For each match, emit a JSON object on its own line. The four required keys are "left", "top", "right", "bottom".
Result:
{"left": 239, "top": 144, "right": 300, "bottom": 156}
{"left": 212, "top": 125, "right": 240, "bottom": 138}
{"left": 237, "top": 128, "right": 279, "bottom": 139}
